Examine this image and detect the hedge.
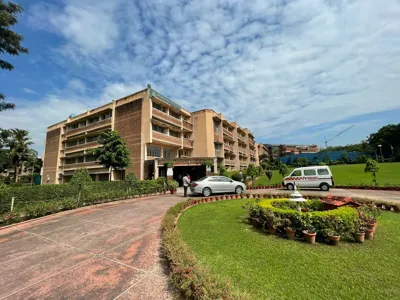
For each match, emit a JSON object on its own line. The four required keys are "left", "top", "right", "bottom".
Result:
{"left": 161, "top": 201, "right": 250, "bottom": 299}
{"left": 0, "top": 180, "right": 164, "bottom": 213}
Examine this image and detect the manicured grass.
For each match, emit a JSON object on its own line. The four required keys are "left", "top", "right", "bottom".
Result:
{"left": 254, "top": 162, "right": 400, "bottom": 186}
{"left": 178, "top": 199, "right": 400, "bottom": 300}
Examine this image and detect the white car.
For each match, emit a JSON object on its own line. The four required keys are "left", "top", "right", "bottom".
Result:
{"left": 190, "top": 176, "right": 246, "bottom": 197}
{"left": 283, "top": 166, "right": 334, "bottom": 191}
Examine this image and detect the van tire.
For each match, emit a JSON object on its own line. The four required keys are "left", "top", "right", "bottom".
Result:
{"left": 320, "top": 183, "right": 330, "bottom": 191}
{"left": 287, "top": 183, "right": 294, "bottom": 191}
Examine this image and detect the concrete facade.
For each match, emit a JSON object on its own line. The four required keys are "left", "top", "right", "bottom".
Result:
{"left": 42, "top": 85, "right": 259, "bottom": 183}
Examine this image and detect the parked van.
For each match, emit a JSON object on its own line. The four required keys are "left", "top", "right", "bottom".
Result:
{"left": 283, "top": 166, "right": 334, "bottom": 191}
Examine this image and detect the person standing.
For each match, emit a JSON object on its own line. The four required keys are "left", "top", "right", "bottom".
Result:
{"left": 182, "top": 174, "right": 190, "bottom": 197}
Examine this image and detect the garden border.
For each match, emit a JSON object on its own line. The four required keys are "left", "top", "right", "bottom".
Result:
{"left": 247, "top": 184, "right": 400, "bottom": 191}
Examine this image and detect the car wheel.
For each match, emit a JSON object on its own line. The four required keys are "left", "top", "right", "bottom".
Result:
{"left": 202, "top": 187, "right": 212, "bottom": 197}
{"left": 235, "top": 186, "right": 243, "bottom": 194}
{"left": 320, "top": 183, "right": 330, "bottom": 191}
{"left": 287, "top": 183, "right": 294, "bottom": 190}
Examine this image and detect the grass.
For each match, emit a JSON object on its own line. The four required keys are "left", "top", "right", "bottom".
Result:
{"left": 254, "top": 162, "right": 400, "bottom": 186}
{"left": 178, "top": 199, "right": 400, "bottom": 300}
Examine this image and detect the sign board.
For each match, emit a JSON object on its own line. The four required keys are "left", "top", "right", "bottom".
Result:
{"left": 167, "top": 168, "right": 173, "bottom": 176}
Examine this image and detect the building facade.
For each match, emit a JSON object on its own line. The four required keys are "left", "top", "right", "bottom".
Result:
{"left": 264, "top": 144, "right": 319, "bottom": 158}
{"left": 42, "top": 85, "right": 259, "bottom": 184}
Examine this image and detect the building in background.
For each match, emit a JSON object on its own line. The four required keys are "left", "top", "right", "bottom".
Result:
{"left": 257, "top": 144, "right": 269, "bottom": 160}
{"left": 264, "top": 144, "right": 319, "bottom": 158}
{"left": 42, "top": 85, "right": 259, "bottom": 184}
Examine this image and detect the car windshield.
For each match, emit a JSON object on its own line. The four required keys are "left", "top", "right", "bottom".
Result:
{"left": 196, "top": 176, "right": 207, "bottom": 182}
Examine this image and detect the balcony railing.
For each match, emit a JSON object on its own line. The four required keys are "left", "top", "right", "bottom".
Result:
{"left": 152, "top": 131, "right": 182, "bottom": 146}
{"left": 183, "top": 139, "right": 194, "bottom": 148}
{"left": 238, "top": 135, "right": 247, "bottom": 144}
{"left": 223, "top": 128, "right": 234, "bottom": 139}
{"left": 224, "top": 143, "right": 234, "bottom": 152}
{"left": 64, "top": 141, "right": 98, "bottom": 153}
{"left": 183, "top": 120, "right": 193, "bottom": 131}
{"left": 65, "top": 118, "right": 111, "bottom": 137}
{"left": 214, "top": 132, "right": 223, "bottom": 143}
{"left": 225, "top": 159, "right": 236, "bottom": 165}
{"left": 152, "top": 108, "right": 182, "bottom": 127}
{"left": 215, "top": 149, "right": 223, "bottom": 157}
{"left": 63, "top": 161, "right": 101, "bottom": 171}
{"left": 250, "top": 150, "right": 256, "bottom": 157}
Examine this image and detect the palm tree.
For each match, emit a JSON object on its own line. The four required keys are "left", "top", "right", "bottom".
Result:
{"left": 9, "top": 129, "right": 33, "bottom": 182}
{"left": 24, "top": 149, "right": 40, "bottom": 185}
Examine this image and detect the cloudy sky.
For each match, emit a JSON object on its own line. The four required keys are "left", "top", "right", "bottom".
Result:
{"left": 1, "top": 0, "right": 400, "bottom": 154}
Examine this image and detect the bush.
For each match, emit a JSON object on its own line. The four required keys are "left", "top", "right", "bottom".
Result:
{"left": 231, "top": 171, "right": 243, "bottom": 182}
{"left": 167, "top": 180, "right": 179, "bottom": 191}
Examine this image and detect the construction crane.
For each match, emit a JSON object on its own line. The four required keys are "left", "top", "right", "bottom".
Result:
{"left": 323, "top": 125, "right": 355, "bottom": 149}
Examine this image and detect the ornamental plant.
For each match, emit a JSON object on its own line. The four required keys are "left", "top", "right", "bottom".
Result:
{"left": 364, "top": 159, "right": 380, "bottom": 186}
{"left": 124, "top": 172, "right": 137, "bottom": 194}
{"left": 70, "top": 168, "right": 92, "bottom": 207}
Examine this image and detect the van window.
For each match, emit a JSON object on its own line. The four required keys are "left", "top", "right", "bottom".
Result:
{"left": 291, "top": 170, "right": 302, "bottom": 176}
{"left": 318, "top": 169, "right": 329, "bottom": 175}
{"left": 304, "top": 169, "right": 316, "bottom": 176}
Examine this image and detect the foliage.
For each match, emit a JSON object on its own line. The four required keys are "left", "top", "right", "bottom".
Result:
{"left": 167, "top": 179, "right": 179, "bottom": 191}
{"left": 246, "top": 163, "right": 258, "bottom": 180}
{"left": 89, "top": 131, "right": 131, "bottom": 180}
{"left": 278, "top": 163, "right": 289, "bottom": 179}
{"left": 124, "top": 172, "right": 137, "bottom": 193}
{"left": 162, "top": 201, "right": 248, "bottom": 299}
{"left": 164, "top": 161, "right": 174, "bottom": 168}
{"left": 179, "top": 199, "right": 400, "bottom": 299}
{"left": 70, "top": 168, "right": 92, "bottom": 188}
{"left": 202, "top": 159, "right": 214, "bottom": 167}
{"left": 356, "top": 154, "right": 369, "bottom": 164}
{"left": 231, "top": 171, "right": 243, "bottom": 182}
{"left": 364, "top": 159, "right": 380, "bottom": 185}
{"left": 0, "top": 0, "right": 28, "bottom": 111}
{"left": 368, "top": 124, "right": 400, "bottom": 158}
{"left": 265, "top": 170, "right": 273, "bottom": 185}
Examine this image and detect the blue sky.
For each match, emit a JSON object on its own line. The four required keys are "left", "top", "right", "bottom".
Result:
{"left": 1, "top": 0, "right": 400, "bottom": 154}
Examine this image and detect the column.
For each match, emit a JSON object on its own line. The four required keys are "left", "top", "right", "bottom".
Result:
{"left": 154, "top": 159, "right": 159, "bottom": 179}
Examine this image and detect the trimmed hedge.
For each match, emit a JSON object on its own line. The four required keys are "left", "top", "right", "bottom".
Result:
{"left": 0, "top": 180, "right": 163, "bottom": 213}
{"left": 162, "top": 201, "right": 250, "bottom": 299}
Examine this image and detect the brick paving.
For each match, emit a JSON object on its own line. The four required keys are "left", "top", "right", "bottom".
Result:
{"left": 0, "top": 195, "right": 184, "bottom": 300}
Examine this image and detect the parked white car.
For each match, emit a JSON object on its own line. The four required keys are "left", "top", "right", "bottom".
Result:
{"left": 190, "top": 176, "right": 246, "bottom": 197}
{"left": 283, "top": 166, "right": 334, "bottom": 191}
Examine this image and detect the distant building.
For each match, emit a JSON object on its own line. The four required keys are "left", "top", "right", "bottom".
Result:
{"left": 264, "top": 144, "right": 319, "bottom": 158}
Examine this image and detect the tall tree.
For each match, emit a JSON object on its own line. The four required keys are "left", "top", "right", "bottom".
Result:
{"left": 0, "top": 0, "right": 28, "bottom": 111}
{"left": 368, "top": 124, "right": 400, "bottom": 159}
{"left": 8, "top": 129, "right": 32, "bottom": 182}
{"left": 89, "top": 130, "right": 131, "bottom": 181}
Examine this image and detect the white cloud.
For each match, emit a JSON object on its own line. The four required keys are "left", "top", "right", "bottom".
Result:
{"left": 23, "top": 88, "right": 36, "bottom": 94}
{"left": 18, "top": 0, "right": 400, "bottom": 150}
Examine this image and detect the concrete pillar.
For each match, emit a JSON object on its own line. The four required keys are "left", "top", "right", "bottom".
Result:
{"left": 154, "top": 159, "right": 159, "bottom": 179}
{"left": 213, "top": 157, "right": 218, "bottom": 175}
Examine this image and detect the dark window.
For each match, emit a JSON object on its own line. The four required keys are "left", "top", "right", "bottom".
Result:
{"left": 65, "top": 158, "right": 75, "bottom": 165}
{"left": 78, "top": 138, "right": 85, "bottom": 145}
{"left": 169, "top": 110, "right": 181, "bottom": 119}
{"left": 163, "top": 148, "right": 174, "bottom": 159}
{"left": 66, "top": 140, "right": 77, "bottom": 148}
{"left": 152, "top": 102, "right": 165, "bottom": 112}
{"left": 304, "top": 169, "right": 316, "bottom": 176}
{"left": 318, "top": 169, "right": 330, "bottom": 175}
{"left": 88, "top": 116, "right": 100, "bottom": 124}
{"left": 86, "top": 135, "right": 98, "bottom": 143}
{"left": 85, "top": 155, "right": 96, "bottom": 162}
{"left": 169, "top": 130, "right": 180, "bottom": 138}
{"left": 291, "top": 170, "right": 302, "bottom": 176}
{"left": 147, "top": 145, "right": 161, "bottom": 157}
{"left": 76, "top": 157, "right": 84, "bottom": 163}
{"left": 152, "top": 124, "right": 165, "bottom": 134}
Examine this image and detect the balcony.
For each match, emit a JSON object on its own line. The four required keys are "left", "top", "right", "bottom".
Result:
{"left": 64, "top": 141, "right": 98, "bottom": 154}
{"left": 183, "top": 120, "right": 193, "bottom": 131}
{"left": 223, "top": 128, "right": 234, "bottom": 139}
{"left": 215, "top": 149, "right": 223, "bottom": 158}
{"left": 250, "top": 150, "right": 256, "bottom": 157}
{"left": 240, "top": 161, "right": 248, "bottom": 167}
{"left": 65, "top": 118, "right": 111, "bottom": 138}
{"left": 238, "top": 135, "right": 247, "bottom": 144}
{"left": 183, "top": 138, "right": 194, "bottom": 148}
{"left": 152, "top": 108, "right": 182, "bottom": 127}
{"left": 152, "top": 131, "right": 182, "bottom": 146}
{"left": 63, "top": 161, "right": 102, "bottom": 171}
{"left": 224, "top": 144, "right": 234, "bottom": 152}
{"left": 214, "top": 132, "right": 223, "bottom": 144}
{"left": 225, "top": 159, "right": 236, "bottom": 165}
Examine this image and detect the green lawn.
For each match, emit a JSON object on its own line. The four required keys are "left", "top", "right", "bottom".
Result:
{"left": 178, "top": 199, "right": 400, "bottom": 300}
{"left": 254, "top": 162, "right": 400, "bottom": 186}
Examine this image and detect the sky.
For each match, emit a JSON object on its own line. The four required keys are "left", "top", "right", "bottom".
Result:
{"left": 1, "top": 0, "right": 400, "bottom": 154}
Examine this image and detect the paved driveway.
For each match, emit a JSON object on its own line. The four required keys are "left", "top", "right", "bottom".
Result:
{"left": 0, "top": 195, "right": 183, "bottom": 300}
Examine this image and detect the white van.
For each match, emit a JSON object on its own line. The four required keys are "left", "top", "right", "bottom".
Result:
{"left": 283, "top": 166, "right": 334, "bottom": 191}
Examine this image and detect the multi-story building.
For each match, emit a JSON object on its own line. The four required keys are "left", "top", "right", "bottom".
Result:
{"left": 42, "top": 85, "right": 259, "bottom": 184}
{"left": 257, "top": 144, "right": 269, "bottom": 159}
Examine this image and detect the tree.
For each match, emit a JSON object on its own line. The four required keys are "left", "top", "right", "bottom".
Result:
{"left": 124, "top": 172, "right": 137, "bottom": 194}
{"left": 8, "top": 129, "right": 33, "bottom": 182}
{"left": 364, "top": 159, "right": 380, "bottom": 186}
{"left": 0, "top": 0, "right": 28, "bottom": 111}
{"left": 89, "top": 130, "right": 131, "bottom": 181}
{"left": 368, "top": 124, "right": 400, "bottom": 159}
{"left": 23, "top": 149, "right": 41, "bottom": 185}
{"left": 278, "top": 163, "right": 289, "bottom": 179}
{"left": 246, "top": 163, "right": 258, "bottom": 181}
{"left": 70, "top": 168, "right": 92, "bottom": 207}
{"left": 265, "top": 169, "right": 273, "bottom": 186}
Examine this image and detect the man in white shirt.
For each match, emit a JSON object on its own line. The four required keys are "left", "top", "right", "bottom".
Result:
{"left": 182, "top": 174, "right": 190, "bottom": 197}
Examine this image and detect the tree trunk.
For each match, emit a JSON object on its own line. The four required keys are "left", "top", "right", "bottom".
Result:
{"left": 109, "top": 167, "right": 112, "bottom": 181}
{"left": 14, "top": 165, "right": 18, "bottom": 183}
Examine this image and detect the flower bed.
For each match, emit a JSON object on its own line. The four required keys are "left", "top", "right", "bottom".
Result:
{"left": 246, "top": 198, "right": 384, "bottom": 245}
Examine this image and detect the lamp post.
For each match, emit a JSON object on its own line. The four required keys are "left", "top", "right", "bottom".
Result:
{"left": 378, "top": 145, "right": 383, "bottom": 162}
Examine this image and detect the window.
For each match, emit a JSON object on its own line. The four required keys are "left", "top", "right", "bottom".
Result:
{"left": 152, "top": 124, "right": 166, "bottom": 134}
{"left": 304, "top": 169, "right": 316, "bottom": 176}
{"left": 318, "top": 169, "right": 330, "bottom": 175}
{"left": 291, "top": 170, "right": 302, "bottom": 176}
{"left": 76, "top": 156, "right": 84, "bottom": 163}
{"left": 78, "top": 138, "right": 85, "bottom": 145}
{"left": 169, "top": 130, "right": 180, "bottom": 138}
{"left": 169, "top": 111, "right": 181, "bottom": 119}
{"left": 103, "top": 111, "right": 112, "bottom": 119}
{"left": 86, "top": 135, "right": 98, "bottom": 143}
{"left": 152, "top": 102, "right": 165, "bottom": 112}
{"left": 85, "top": 155, "right": 96, "bottom": 162}
{"left": 163, "top": 148, "right": 174, "bottom": 159}
{"left": 183, "top": 133, "right": 191, "bottom": 139}
{"left": 88, "top": 116, "right": 100, "bottom": 124}
{"left": 147, "top": 145, "right": 161, "bottom": 157}
{"left": 65, "top": 158, "right": 76, "bottom": 165}
{"left": 66, "top": 140, "right": 77, "bottom": 148}
{"left": 218, "top": 176, "right": 231, "bottom": 182}
{"left": 78, "top": 121, "right": 86, "bottom": 128}
{"left": 208, "top": 177, "right": 220, "bottom": 182}
{"left": 67, "top": 123, "right": 79, "bottom": 131}
{"left": 213, "top": 120, "right": 220, "bottom": 133}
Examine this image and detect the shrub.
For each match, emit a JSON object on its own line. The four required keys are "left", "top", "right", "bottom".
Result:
{"left": 231, "top": 171, "right": 243, "bottom": 182}
{"left": 167, "top": 180, "right": 179, "bottom": 191}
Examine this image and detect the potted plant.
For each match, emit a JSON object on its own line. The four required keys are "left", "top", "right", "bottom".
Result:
{"left": 167, "top": 179, "right": 178, "bottom": 194}
{"left": 326, "top": 219, "right": 343, "bottom": 246}
{"left": 365, "top": 228, "right": 374, "bottom": 240}
{"left": 283, "top": 218, "right": 296, "bottom": 240}
{"left": 264, "top": 211, "right": 280, "bottom": 235}
{"left": 300, "top": 214, "right": 317, "bottom": 244}
{"left": 245, "top": 202, "right": 261, "bottom": 228}
{"left": 353, "top": 220, "right": 366, "bottom": 243}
